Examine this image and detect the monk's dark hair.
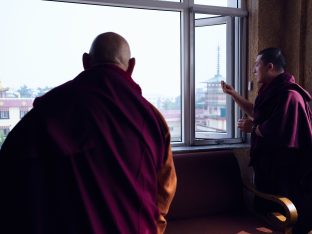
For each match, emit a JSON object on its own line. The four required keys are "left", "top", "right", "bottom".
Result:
{"left": 258, "top": 47, "right": 286, "bottom": 71}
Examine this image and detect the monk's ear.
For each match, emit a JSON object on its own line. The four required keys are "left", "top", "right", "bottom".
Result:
{"left": 82, "top": 53, "right": 91, "bottom": 70}
{"left": 267, "top": 62, "right": 274, "bottom": 71}
{"left": 127, "top": 57, "right": 135, "bottom": 76}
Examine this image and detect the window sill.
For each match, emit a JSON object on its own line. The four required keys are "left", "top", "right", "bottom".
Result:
{"left": 172, "top": 143, "right": 250, "bottom": 154}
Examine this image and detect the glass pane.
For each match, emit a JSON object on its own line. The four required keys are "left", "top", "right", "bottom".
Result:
{"left": 0, "top": 0, "right": 182, "bottom": 145}
{"left": 195, "top": 23, "right": 227, "bottom": 139}
{"left": 194, "top": 0, "right": 238, "bottom": 8}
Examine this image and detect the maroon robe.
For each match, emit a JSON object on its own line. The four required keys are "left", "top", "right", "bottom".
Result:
{"left": 252, "top": 73, "right": 312, "bottom": 152}
{"left": 0, "top": 64, "right": 176, "bottom": 234}
{"left": 250, "top": 73, "right": 312, "bottom": 233}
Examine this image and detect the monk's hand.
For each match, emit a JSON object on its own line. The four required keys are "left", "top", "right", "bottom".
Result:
{"left": 221, "top": 81, "right": 235, "bottom": 95}
{"left": 127, "top": 57, "right": 135, "bottom": 76}
{"left": 237, "top": 116, "right": 253, "bottom": 133}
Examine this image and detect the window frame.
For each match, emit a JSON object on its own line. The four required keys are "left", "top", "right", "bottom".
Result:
{"left": 44, "top": 0, "right": 248, "bottom": 147}
{"left": 191, "top": 13, "right": 246, "bottom": 145}
{"left": 193, "top": 16, "right": 233, "bottom": 142}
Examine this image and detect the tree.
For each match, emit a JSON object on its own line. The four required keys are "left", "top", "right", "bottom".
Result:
{"left": 17, "top": 85, "right": 34, "bottom": 98}
{"left": 36, "top": 86, "right": 52, "bottom": 97}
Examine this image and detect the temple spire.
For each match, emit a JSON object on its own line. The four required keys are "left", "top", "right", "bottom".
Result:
{"left": 216, "top": 45, "right": 220, "bottom": 76}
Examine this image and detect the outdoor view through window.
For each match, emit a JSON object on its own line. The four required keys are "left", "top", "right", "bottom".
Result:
{"left": 1, "top": 0, "right": 239, "bottom": 146}
{"left": 195, "top": 16, "right": 227, "bottom": 139}
{"left": 0, "top": 0, "right": 181, "bottom": 145}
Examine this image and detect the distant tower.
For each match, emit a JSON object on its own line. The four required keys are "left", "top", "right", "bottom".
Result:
{"left": 201, "top": 46, "right": 226, "bottom": 119}
{"left": 201, "top": 45, "right": 224, "bottom": 89}
{"left": 216, "top": 45, "right": 220, "bottom": 77}
{"left": 201, "top": 45, "right": 224, "bottom": 86}
{"left": 196, "top": 46, "right": 227, "bottom": 132}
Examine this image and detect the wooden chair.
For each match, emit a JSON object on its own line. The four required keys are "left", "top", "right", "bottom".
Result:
{"left": 165, "top": 149, "right": 298, "bottom": 234}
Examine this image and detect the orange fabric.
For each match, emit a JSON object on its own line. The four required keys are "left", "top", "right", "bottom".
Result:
{"left": 157, "top": 144, "right": 176, "bottom": 234}
{"left": 151, "top": 106, "right": 177, "bottom": 234}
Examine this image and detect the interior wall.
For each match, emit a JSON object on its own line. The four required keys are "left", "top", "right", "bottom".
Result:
{"left": 246, "top": 0, "right": 312, "bottom": 101}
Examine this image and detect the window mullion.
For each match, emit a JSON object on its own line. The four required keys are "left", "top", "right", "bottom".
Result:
{"left": 45, "top": 0, "right": 186, "bottom": 11}
{"left": 189, "top": 7, "right": 196, "bottom": 145}
{"left": 225, "top": 16, "right": 234, "bottom": 139}
{"left": 181, "top": 4, "right": 193, "bottom": 146}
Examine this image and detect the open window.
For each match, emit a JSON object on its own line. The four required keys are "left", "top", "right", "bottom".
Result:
{"left": 191, "top": 9, "right": 246, "bottom": 145}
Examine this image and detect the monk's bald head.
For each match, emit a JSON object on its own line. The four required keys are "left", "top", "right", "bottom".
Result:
{"left": 83, "top": 32, "right": 131, "bottom": 71}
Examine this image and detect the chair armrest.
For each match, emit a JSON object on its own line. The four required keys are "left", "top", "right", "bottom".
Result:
{"left": 243, "top": 182, "right": 298, "bottom": 232}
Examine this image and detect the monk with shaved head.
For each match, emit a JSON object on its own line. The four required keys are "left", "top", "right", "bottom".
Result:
{"left": 0, "top": 32, "right": 177, "bottom": 234}
{"left": 83, "top": 32, "right": 132, "bottom": 72}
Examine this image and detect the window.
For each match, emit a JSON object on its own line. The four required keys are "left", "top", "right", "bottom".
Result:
{"left": 0, "top": 0, "right": 247, "bottom": 147}
{"left": 194, "top": 14, "right": 244, "bottom": 144}
{"left": 0, "top": 110, "right": 9, "bottom": 119}
{"left": 20, "top": 108, "right": 29, "bottom": 119}
{"left": 192, "top": 2, "right": 246, "bottom": 145}
{"left": 2, "top": 128, "right": 10, "bottom": 137}
{"left": 195, "top": 16, "right": 228, "bottom": 139}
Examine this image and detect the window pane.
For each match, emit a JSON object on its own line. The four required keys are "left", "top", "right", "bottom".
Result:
{"left": 195, "top": 22, "right": 228, "bottom": 139}
{"left": 194, "top": 0, "right": 238, "bottom": 8}
{"left": 0, "top": 0, "right": 181, "bottom": 145}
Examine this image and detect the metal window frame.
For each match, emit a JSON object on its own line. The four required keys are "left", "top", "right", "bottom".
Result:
{"left": 45, "top": 0, "right": 248, "bottom": 146}
{"left": 190, "top": 8, "right": 247, "bottom": 145}
{"left": 191, "top": 16, "right": 234, "bottom": 145}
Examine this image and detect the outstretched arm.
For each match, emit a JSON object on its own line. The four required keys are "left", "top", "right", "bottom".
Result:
{"left": 221, "top": 81, "right": 254, "bottom": 118}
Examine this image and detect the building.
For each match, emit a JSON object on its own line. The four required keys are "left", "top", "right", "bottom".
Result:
{"left": 0, "top": 83, "right": 33, "bottom": 145}
{"left": 196, "top": 46, "right": 227, "bottom": 133}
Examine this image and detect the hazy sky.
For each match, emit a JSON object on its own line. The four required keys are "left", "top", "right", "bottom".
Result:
{"left": 1, "top": 0, "right": 231, "bottom": 97}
